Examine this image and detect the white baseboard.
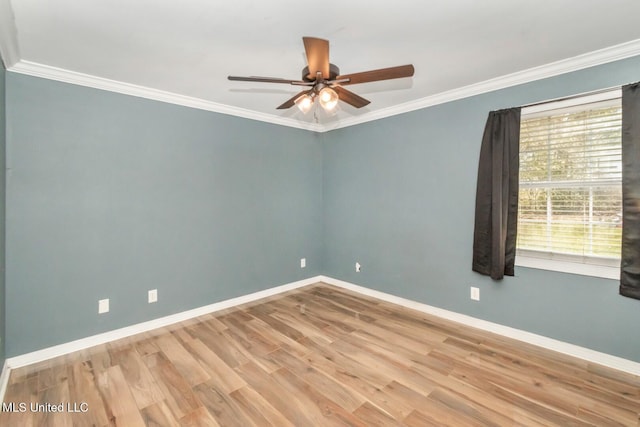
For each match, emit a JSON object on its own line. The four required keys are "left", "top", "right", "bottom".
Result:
{"left": 0, "top": 360, "right": 10, "bottom": 403}
{"left": 3, "top": 273, "right": 639, "bottom": 403}
{"left": 318, "top": 275, "right": 640, "bottom": 377}
{"left": 5, "top": 276, "right": 322, "bottom": 371}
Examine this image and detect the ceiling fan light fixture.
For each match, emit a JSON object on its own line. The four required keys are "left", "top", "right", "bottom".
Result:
{"left": 295, "top": 93, "right": 314, "bottom": 114}
{"left": 228, "top": 37, "right": 415, "bottom": 114}
{"left": 318, "top": 87, "right": 339, "bottom": 112}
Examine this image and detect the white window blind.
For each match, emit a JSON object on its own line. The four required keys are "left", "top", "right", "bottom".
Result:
{"left": 517, "top": 96, "right": 622, "bottom": 269}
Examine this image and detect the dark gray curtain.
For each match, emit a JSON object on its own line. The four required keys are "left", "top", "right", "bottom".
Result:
{"left": 620, "top": 82, "right": 640, "bottom": 300}
{"left": 472, "top": 108, "right": 521, "bottom": 280}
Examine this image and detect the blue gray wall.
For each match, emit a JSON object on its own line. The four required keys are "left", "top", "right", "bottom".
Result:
{"left": 5, "top": 74, "right": 323, "bottom": 356}
{"left": 5, "top": 55, "right": 640, "bottom": 363}
{"left": 0, "top": 62, "right": 6, "bottom": 365}
{"left": 322, "top": 55, "right": 640, "bottom": 363}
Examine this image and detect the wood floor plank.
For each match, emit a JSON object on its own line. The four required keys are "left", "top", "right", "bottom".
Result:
{"left": 283, "top": 299, "right": 361, "bottom": 333}
{"left": 181, "top": 338, "right": 246, "bottom": 394}
{"left": 352, "top": 401, "right": 401, "bottom": 427}
{"left": 192, "top": 380, "right": 255, "bottom": 427}
{"left": 351, "top": 317, "right": 436, "bottom": 354}
{"left": 243, "top": 317, "right": 310, "bottom": 357}
{"left": 154, "top": 333, "right": 211, "bottom": 387}
{"left": 2, "top": 283, "right": 639, "bottom": 426}
{"left": 451, "top": 366, "right": 594, "bottom": 426}
{"left": 221, "top": 314, "right": 280, "bottom": 356}
{"left": 37, "top": 363, "right": 68, "bottom": 392}
{"left": 66, "top": 361, "right": 112, "bottom": 426}
{"left": 383, "top": 379, "right": 444, "bottom": 419}
{"left": 300, "top": 338, "right": 416, "bottom": 420}
{"left": 269, "top": 366, "right": 368, "bottom": 427}
{"left": 458, "top": 351, "right": 610, "bottom": 420}
{"left": 234, "top": 361, "right": 318, "bottom": 426}
{"left": 134, "top": 335, "right": 161, "bottom": 357}
{"left": 33, "top": 380, "right": 72, "bottom": 427}
{"left": 410, "top": 363, "right": 550, "bottom": 426}
{"left": 140, "top": 400, "right": 181, "bottom": 426}
{"left": 246, "top": 304, "right": 305, "bottom": 341}
{"left": 143, "top": 351, "right": 202, "bottom": 420}
{"left": 310, "top": 286, "right": 383, "bottom": 313}
{"left": 217, "top": 328, "right": 283, "bottom": 373}
{"left": 269, "top": 309, "right": 334, "bottom": 346}
{"left": 331, "top": 337, "right": 437, "bottom": 396}
{"left": 87, "top": 343, "right": 112, "bottom": 375}
{"left": 404, "top": 406, "right": 480, "bottom": 427}
{"left": 349, "top": 327, "right": 436, "bottom": 367}
{"left": 186, "top": 323, "right": 251, "bottom": 369}
{"left": 178, "top": 406, "right": 221, "bottom": 427}
{"left": 229, "top": 386, "right": 295, "bottom": 427}
{"left": 95, "top": 365, "right": 146, "bottom": 426}
{"left": 270, "top": 297, "right": 334, "bottom": 330}
{"left": 428, "top": 387, "right": 512, "bottom": 427}
{"left": 110, "top": 347, "right": 166, "bottom": 410}
{"left": 0, "top": 377, "right": 38, "bottom": 427}
{"left": 268, "top": 347, "right": 367, "bottom": 412}
{"left": 196, "top": 313, "right": 230, "bottom": 333}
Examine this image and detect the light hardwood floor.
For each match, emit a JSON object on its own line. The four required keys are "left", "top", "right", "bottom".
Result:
{"left": 1, "top": 283, "right": 639, "bottom": 426}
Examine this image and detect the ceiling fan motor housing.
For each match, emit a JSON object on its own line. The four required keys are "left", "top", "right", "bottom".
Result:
{"left": 302, "top": 63, "right": 340, "bottom": 82}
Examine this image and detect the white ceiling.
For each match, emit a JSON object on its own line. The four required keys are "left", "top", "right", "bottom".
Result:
{"left": 2, "top": 0, "right": 640, "bottom": 131}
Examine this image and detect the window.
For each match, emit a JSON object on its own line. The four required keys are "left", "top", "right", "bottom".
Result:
{"left": 516, "top": 91, "right": 622, "bottom": 279}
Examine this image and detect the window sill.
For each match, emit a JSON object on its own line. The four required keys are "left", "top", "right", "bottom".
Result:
{"left": 515, "top": 254, "right": 619, "bottom": 280}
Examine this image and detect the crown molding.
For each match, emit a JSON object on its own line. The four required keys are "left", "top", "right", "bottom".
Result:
{"left": 0, "top": 0, "right": 19, "bottom": 68}
{"left": 323, "top": 38, "right": 640, "bottom": 132}
{"left": 9, "top": 60, "right": 325, "bottom": 133}
{"left": 6, "top": 39, "right": 640, "bottom": 132}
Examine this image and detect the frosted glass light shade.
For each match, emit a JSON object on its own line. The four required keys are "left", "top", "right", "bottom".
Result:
{"left": 318, "top": 87, "right": 339, "bottom": 112}
{"left": 295, "top": 94, "right": 314, "bottom": 114}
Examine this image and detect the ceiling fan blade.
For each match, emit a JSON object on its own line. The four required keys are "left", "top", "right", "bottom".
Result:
{"left": 276, "top": 89, "right": 312, "bottom": 110}
{"left": 303, "top": 37, "right": 330, "bottom": 80}
{"left": 336, "top": 64, "right": 415, "bottom": 85}
{"left": 228, "top": 75, "right": 309, "bottom": 85}
{"left": 333, "top": 86, "right": 370, "bottom": 108}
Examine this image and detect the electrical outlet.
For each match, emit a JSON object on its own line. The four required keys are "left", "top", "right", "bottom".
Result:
{"left": 300, "top": 258, "right": 306, "bottom": 268}
{"left": 470, "top": 287, "right": 480, "bottom": 301}
{"left": 356, "top": 262, "right": 361, "bottom": 272}
{"left": 98, "top": 298, "right": 109, "bottom": 314}
{"left": 148, "top": 289, "right": 158, "bottom": 303}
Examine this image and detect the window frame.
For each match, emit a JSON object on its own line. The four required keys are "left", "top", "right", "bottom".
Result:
{"left": 515, "top": 89, "right": 622, "bottom": 280}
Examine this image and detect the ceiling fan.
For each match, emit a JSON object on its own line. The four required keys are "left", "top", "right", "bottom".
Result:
{"left": 228, "top": 37, "right": 415, "bottom": 114}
